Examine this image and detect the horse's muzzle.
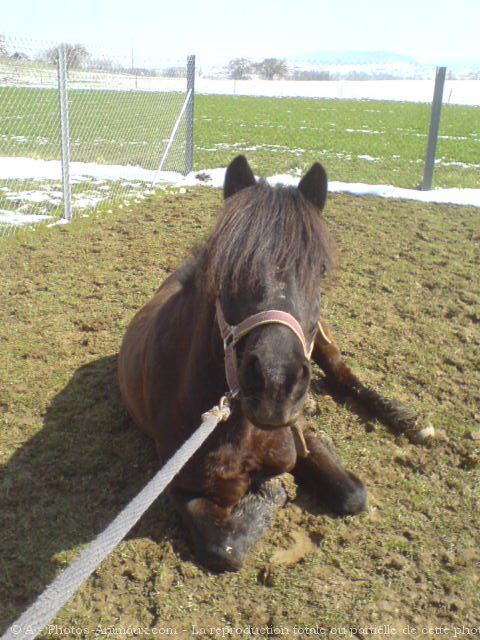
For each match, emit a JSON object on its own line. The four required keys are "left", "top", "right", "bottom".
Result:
{"left": 239, "top": 352, "right": 311, "bottom": 428}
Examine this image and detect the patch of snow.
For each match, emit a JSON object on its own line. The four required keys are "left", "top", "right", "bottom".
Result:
{"left": 2, "top": 67, "right": 480, "bottom": 104}
{"left": 438, "top": 135, "right": 469, "bottom": 141}
{"left": 0, "top": 157, "right": 62, "bottom": 180}
{"left": 357, "top": 155, "right": 379, "bottom": 162}
{"left": 6, "top": 190, "right": 60, "bottom": 204}
{"left": 183, "top": 168, "right": 480, "bottom": 207}
{"left": 2, "top": 158, "right": 480, "bottom": 231}
{"left": 346, "top": 128, "right": 381, "bottom": 135}
{"left": 0, "top": 210, "right": 52, "bottom": 225}
{"left": 191, "top": 79, "right": 480, "bottom": 106}
{"left": 437, "top": 160, "right": 480, "bottom": 169}
{"left": 328, "top": 181, "right": 480, "bottom": 207}
{"left": 0, "top": 157, "right": 156, "bottom": 182}
{"left": 266, "top": 174, "right": 480, "bottom": 208}
{"left": 47, "top": 218, "right": 70, "bottom": 228}
{"left": 74, "top": 195, "right": 104, "bottom": 209}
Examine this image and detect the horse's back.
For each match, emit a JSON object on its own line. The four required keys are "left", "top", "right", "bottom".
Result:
{"left": 118, "top": 271, "right": 185, "bottom": 437}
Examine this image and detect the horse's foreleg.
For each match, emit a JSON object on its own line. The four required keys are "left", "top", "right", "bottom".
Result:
{"left": 294, "top": 424, "right": 367, "bottom": 515}
{"left": 312, "top": 319, "right": 434, "bottom": 442}
{"left": 170, "top": 478, "right": 288, "bottom": 572}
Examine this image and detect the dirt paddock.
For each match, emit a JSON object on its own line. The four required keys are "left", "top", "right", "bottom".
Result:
{"left": 0, "top": 188, "right": 478, "bottom": 638}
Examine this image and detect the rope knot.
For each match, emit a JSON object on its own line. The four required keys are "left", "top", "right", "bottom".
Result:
{"left": 201, "top": 394, "right": 233, "bottom": 423}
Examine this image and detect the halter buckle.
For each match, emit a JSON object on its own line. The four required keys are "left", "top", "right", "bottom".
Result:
{"left": 223, "top": 334, "right": 235, "bottom": 350}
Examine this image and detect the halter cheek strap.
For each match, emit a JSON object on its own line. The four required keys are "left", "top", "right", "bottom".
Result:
{"left": 216, "top": 300, "right": 315, "bottom": 396}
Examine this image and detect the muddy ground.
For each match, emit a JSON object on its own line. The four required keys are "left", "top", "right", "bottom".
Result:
{"left": 0, "top": 187, "right": 478, "bottom": 638}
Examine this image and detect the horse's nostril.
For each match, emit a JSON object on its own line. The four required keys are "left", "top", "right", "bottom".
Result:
{"left": 287, "top": 360, "right": 310, "bottom": 399}
{"left": 300, "top": 362, "right": 310, "bottom": 382}
{"left": 247, "top": 353, "right": 262, "bottom": 375}
{"left": 244, "top": 353, "right": 265, "bottom": 392}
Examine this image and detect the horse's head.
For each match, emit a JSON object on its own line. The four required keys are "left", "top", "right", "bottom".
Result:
{"left": 205, "top": 155, "right": 334, "bottom": 428}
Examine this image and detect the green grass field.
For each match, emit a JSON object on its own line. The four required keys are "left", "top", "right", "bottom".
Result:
{"left": 196, "top": 95, "right": 480, "bottom": 188}
{"left": 0, "top": 87, "right": 186, "bottom": 170}
{"left": 1, "top": 87, "right": 479, "bottom": 189}
{"left": 0, "top": 189, "right": 478, "bottom": 636}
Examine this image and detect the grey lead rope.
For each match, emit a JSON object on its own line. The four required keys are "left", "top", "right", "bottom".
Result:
{"left": 2, "top": 397, "right": 232, "bottom": 640}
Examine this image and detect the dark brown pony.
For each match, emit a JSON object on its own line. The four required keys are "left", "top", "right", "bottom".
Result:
{"left": 118, "top": 156, "right": 422, "bottom": 571}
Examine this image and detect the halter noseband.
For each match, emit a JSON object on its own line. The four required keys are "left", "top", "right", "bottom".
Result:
{"left": 215, "top": 300, "right": 314, "bottom": 397}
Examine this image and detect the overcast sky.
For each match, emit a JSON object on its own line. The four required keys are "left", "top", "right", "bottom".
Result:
{"left": 3, "top": 0, "right": 480, "bottom": 67}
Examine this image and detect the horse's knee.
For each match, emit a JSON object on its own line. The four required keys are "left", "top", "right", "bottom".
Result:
{"left": 332, "top": 472, "right": 368, "bottom": 516}
{"left": 171, "top": 479, "right": 288, "bottom": 572}
{"left": 293, "top": 431, "right": 368, "bottom": 516}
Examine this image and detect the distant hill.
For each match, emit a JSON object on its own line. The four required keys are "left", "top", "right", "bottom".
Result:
{"left": 445, "top": 57, "right": 480, "bottom": 73}
{"left": 288, "top": 51, "right": 418, "bottom": 66}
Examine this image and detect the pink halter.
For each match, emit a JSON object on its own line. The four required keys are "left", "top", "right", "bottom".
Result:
{"left": 215, "top": 300, "right": 313, "bottom": 396}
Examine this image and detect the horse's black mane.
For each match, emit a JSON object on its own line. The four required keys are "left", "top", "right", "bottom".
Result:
{"left": 199, "top": 180, "right": 336, "bottom": 298}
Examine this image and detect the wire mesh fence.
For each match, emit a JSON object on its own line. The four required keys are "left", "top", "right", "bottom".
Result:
{"left": 192, "top": 82, "right": 480, "bottom": 191}
{"left": 1, "top": 34, "right": 479, "bottom": 238}
{"left": 1, "top": 37, "right": 61, "bottom": 237}
{"left": 0, "top": 35, "right": 191, "bottom": 238}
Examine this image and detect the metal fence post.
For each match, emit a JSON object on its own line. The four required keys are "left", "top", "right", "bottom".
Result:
{"left": 184, "top": 55, "right": 195, "bottom": 175}
{"left": 421, "top": 66, "right": 446, "bottom": 191}
{"left": 57, "top": 44, "right": 72, "bottom": 220}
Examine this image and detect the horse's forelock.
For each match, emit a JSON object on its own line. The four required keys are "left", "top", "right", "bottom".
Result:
{"left": 200, "top": 181, "right": 336, "bottom": 299}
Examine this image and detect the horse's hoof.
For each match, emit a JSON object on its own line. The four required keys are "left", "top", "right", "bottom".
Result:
{"left": 199, "top": 544, "right": 244, "bottom": 573}
{"left": 407, "top": 421, "right": 435, "bottom": 443}
{"left": 330, "top": 472, "right": 368, "bottom": 516}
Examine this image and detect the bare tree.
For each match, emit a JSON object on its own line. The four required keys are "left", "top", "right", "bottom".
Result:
{"left": 227, "top": 58, "right": 252, "bottom": 80}
{"left": 256, "top": 58, "right": 288, "bottom": 80}
{"left": 44, "top": 43, "right": 90, "bottom": 69}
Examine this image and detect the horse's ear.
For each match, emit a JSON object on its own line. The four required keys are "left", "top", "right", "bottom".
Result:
{"left": 298, "top": 162, "right": 328, "bottom": 211}
{"left": 223, "top": 155, "right": 256, "bottom": 199}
